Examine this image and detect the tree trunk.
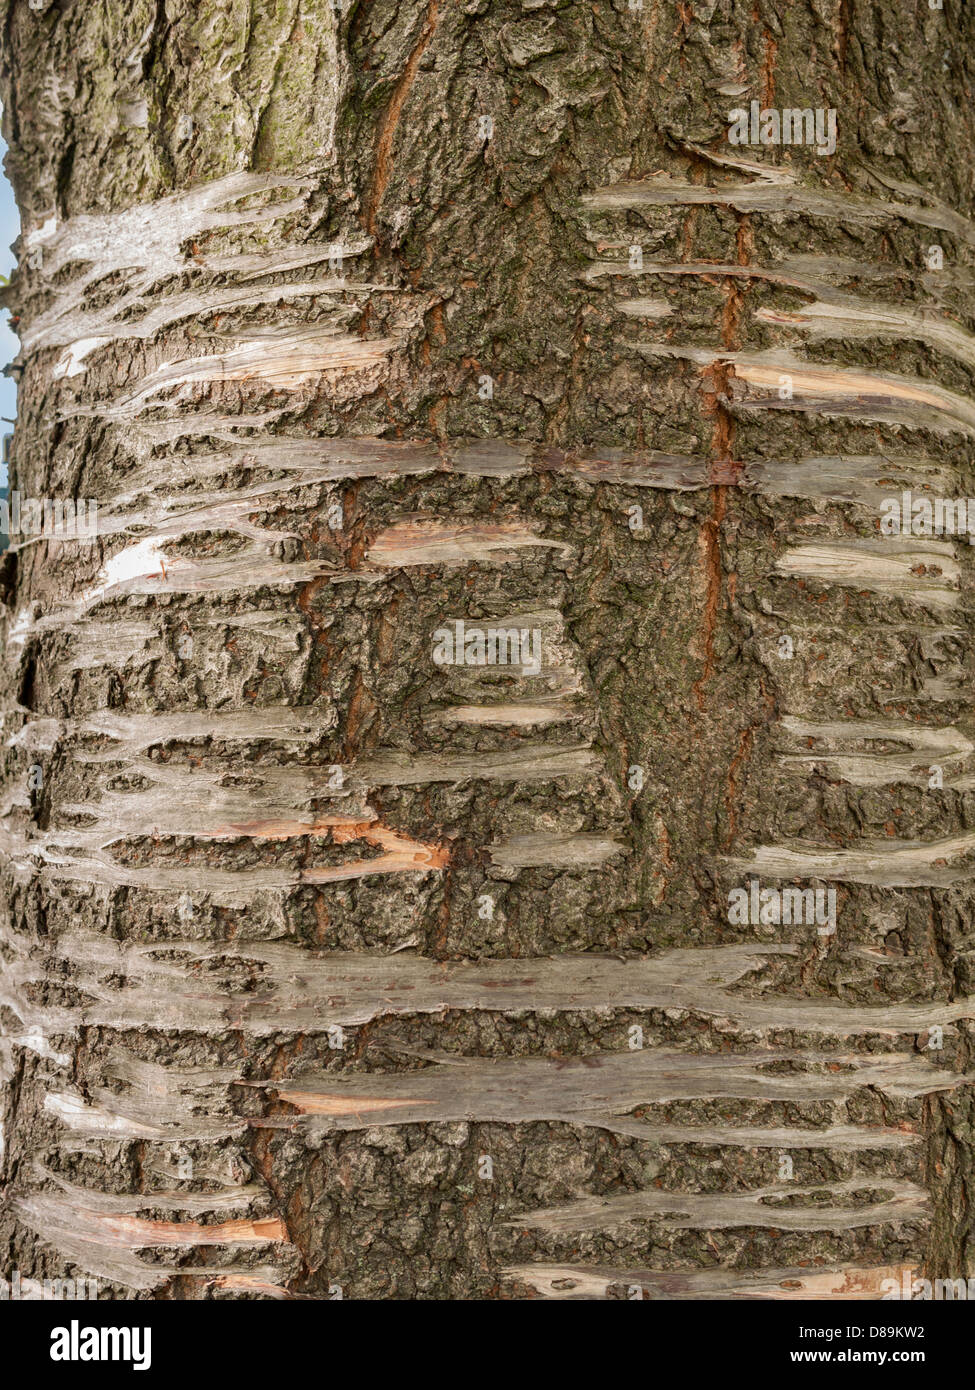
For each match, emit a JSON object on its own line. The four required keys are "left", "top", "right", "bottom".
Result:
{"left": 0, "top": 0, "right": 973, "bottom": 1300}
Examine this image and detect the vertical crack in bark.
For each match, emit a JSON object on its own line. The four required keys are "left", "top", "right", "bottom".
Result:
{"left": 363, "top": 0, "right": 440, "bottom": 239}
{"left": 692, "top": 217, "right": 749, "bottom": 709}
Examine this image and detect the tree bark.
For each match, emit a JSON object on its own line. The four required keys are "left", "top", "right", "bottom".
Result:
{"left": 1, "top": 0, "right": 973, "bottom": 1299}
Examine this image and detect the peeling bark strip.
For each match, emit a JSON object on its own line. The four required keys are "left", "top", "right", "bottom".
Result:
{"left": 777, "top": 717, "right": 975, "bottom": 788}
{"left": 510, "top": 1178, "right": 929, "bottom": 1236}
{"left": 255, "top": 1048, "right": 957, "bottom": 1139}
{"left": 487, "top": 832, "right": 624, "bottom": 869}
{"left": 109, "top": 327, "right": 403, "bottom": 407}
{"left": 6, "top": 938, "right": 972, "bottom": 1038}
{"left": 504, "top": 1262, "right": 918, "bottom": 1301}
{"left": 754, "top": 296, "right": 975, "bottom": 372}
{"left": 43, "top": 1051, "right": 247, "bottom": 1143}
{"left": 1, "top": 0, "right": 974, "bottom": 1303}
{"left": 775, "top": 538, "right": 961, "bottom": 609}
{"left": 594, "top": 258, "right": 975, "bottom": 371}
{"left": 583, "top": 151, "right": 975, "bottom": 244}
{"left": 730, "top": 832, "right": 975, "bottom": 888}
{"left": 13, "top": 1192, "right": 295, "bottom": 1294}
{"left": 366, "top": 520, "right": 573, "bottom": 567}
{"left": 18, "top": 172, "right": 317, "bottom": 351}
{"left": 640, "top": 345, "right": 975, "bottom": 437}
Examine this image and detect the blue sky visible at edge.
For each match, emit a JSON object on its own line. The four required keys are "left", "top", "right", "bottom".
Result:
{"left": 0, "top": 105, "right": 20, "bottom": 487}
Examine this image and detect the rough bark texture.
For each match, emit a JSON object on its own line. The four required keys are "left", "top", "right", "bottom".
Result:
{"left": 1, "top": 0, "right": 974, "bottom": 1300}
